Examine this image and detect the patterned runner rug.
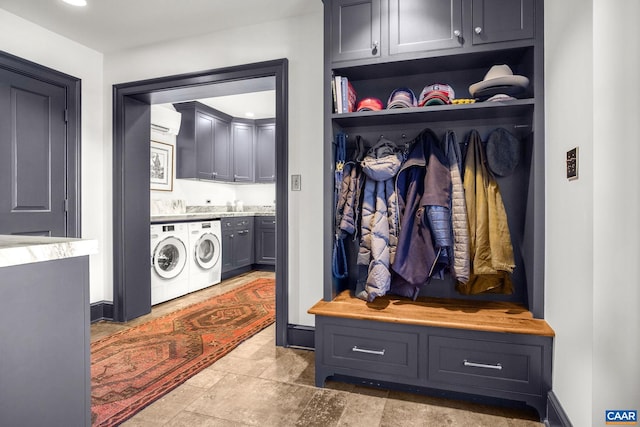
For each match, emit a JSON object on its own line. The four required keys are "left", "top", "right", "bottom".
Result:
{"left": 90, "top": 278, "right": 275, "bottom": 426}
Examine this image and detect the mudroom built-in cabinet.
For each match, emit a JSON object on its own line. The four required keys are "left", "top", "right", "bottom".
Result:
{"left": 331, "top": 0, "right": 535, "bottom": 63}
{"left": 311, "top": 0, "right": 552, "bottom": 421}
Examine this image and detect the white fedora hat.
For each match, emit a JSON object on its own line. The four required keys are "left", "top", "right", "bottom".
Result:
{"left": 468, "top": 64, "right": 529, "bottom": 97}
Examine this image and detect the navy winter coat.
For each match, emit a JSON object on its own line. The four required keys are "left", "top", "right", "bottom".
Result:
{"left": 391, "top": 129, "right": 452, "bottom": 299}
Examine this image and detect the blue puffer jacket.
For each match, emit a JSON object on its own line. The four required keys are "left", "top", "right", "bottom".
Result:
{"left": 391, "top": 129, "right": 452, "bottom": 299}
{"left": 356, "top": 138, "right": 403, "bottom": 302}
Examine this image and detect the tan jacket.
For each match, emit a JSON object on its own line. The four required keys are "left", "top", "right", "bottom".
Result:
{"left": 457, "top": 130, "right": 514, "bottom": 295}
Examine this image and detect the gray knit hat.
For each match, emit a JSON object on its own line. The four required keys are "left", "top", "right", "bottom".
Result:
{"left": 486, "top": 127, "right": 520, "bottom": 176}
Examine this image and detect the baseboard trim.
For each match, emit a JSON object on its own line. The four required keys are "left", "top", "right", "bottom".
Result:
{"left": 91, "top": 301, "right": 114, "bottom": 322}
{"left": 221, "top": 265, "right": 252, "bottom": 280}
{"left": 286, "top": 324, "right": 315, "bottom": 350}
{"left": 546, "top": 391, "right": 572, "bottom": 427}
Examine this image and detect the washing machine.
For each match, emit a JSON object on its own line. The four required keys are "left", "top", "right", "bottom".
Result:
{"left": 187, "top": 220, "right": 222, "bottom": 292}
{"left": 150, "top": 222, "right": 190, "bottom": 305}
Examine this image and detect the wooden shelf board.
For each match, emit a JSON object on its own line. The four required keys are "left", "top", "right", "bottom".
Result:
{"left": 308, "top": 291, "right": 555, "bottom": 337}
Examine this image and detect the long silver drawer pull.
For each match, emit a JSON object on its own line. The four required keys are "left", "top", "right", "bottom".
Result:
{"left": 463, "top": 360, "right": 503, "bottom": 370}
{"left": 352, "top": 346, "right": 385, "bottom": 356}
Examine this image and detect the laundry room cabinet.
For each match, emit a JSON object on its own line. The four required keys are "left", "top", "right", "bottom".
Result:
{"left": 311, "top": 0, "right": 552, "bottom": 421}
{"left": 330, "top": 0, "right": 535, "bottom": 64}
{"left": 174, "top": 101, "right": 233, "bottom": 182}
{"left": 221, "top": 216, "right": 254, "bottom": 278}
{"left": 231, "top": 120, "right": 255, "bottom": 182}
{"left": 254, "top": 216, "right": 276, "bottom": 265}
{"left": 254, "top": 120, "right": 276, "bottom": 183}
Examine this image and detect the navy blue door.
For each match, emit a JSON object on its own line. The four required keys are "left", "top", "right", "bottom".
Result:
{"left": 0, "top": 67, "right": 68, "bottom": 236}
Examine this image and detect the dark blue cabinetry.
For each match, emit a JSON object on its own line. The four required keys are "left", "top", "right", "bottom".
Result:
{"left": 316, "top": 0, "right": 551, "bottom": 421}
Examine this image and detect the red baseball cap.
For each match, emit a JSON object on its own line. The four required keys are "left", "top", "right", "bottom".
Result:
{"left": 356, "top": 97, "right": 384, "bottom": 112}
{"left": 419, "top": 83, "right": 455, "bottom": 106}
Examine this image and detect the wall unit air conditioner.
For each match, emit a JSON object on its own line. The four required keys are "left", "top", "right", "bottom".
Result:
{"left": 151, "top": 105, "right": 182, "bottom": 135}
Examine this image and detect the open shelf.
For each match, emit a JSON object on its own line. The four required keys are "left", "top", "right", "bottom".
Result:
{"left": 332, "top": 98, "right": 535, "bottom": 127}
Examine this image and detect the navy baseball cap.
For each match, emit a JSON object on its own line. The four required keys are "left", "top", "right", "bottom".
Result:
{"left": 387, "top": 88, "right": 417, "bottom": 109}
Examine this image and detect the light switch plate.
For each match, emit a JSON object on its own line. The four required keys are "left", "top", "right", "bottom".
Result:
{"left": 566, "top": 147, "right": 578, "bottom": 181}
{"left": 291, "top": 174, "right": 301, "bottom": 191}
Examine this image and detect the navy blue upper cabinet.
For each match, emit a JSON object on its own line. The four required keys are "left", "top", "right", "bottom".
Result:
{"left": 255, "top": 121, "right": 276, "bottom": 183}
{"left": 231, "top": 121, "right": 255, "bottom": 182}
{"left": 472, "top": 0, "right": 535, "bottom": 45}
{"left": 331, "top": 0, "right": 382, "bottom": 63}
{"left": 174, "top": 101, "right": 232, "bottom": 182}
{"left": 331, "top": 0, "right": 535, "bottom": 65}
{"left": 388, "top": 0, "right": 463, "bottom": 55}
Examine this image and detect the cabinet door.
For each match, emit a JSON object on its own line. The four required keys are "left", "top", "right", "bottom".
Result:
{"left": 234, "top": 221, "right": 254, "bottom": 267}
{"left": 232, "top": 122, "right": 254, "bottom": 182}
{"left": 389, "top": 0, "right": 463, "bottom": 55}
{"left": 331, "top": 0, "right": 381, "bottom": 62}
{"left": 195, "top": 111, "right": 215, "bottom": 180}
{"left": 255, "top": 123, "right": 276, "bottom": 183}
{"left": 221, "top": 228, "right": 235, "bottom": 273}
{"left": 472, "top": 0, "right": 534, "bottom": 45}
{"left": 255, "top": 217, "right": 276, "bottom": 265}
{"left": 213, "top": 117, "right": 232, "bottom": 181}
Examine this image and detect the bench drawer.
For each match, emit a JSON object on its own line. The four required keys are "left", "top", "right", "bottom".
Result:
{"left": 428, "top": 335, "right": 543, "bottom": 395}
{"left": 322, "top": 323, "right": 419, "bottom": 380}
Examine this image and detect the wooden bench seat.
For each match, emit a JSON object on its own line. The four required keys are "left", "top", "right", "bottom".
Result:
{"left": 308, "top": 291, "right": 555, "bottom": 337}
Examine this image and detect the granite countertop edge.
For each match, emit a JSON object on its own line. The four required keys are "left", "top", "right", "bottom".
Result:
{"left": 0, "top": 235, "right": 99, "bottom": 268}
{"left": 151, "top": 211, "right": 276, "bottom": 223}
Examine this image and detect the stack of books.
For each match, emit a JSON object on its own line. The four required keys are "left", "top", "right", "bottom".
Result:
{"left": 332, "top": 75, "right": 357, "bottom": 113}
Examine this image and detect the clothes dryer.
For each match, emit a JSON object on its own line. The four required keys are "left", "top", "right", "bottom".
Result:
{"left": 150, "top": 222, "right": 190, "bottom": 305}
{"left": 187, "top": 220, "right": 222, "bottom": 292}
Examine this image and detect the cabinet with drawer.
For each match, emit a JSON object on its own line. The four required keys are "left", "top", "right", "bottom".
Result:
{"left": 221, "top": 216, "right": 254, "bottom": 275}
{"left": 426, "top": 328, "right": 551, "bottom": 410}
{"left": 254, "top": 216, "right": 276, "bottom": 265}
{"left": 318, "top": 317, "right": 420, "bottom": 385}
{"left": 315, "top": 0, "right": 551, "bottom": 421}
{"left": 311, "top": 296, "right": 553, "bottom": 420}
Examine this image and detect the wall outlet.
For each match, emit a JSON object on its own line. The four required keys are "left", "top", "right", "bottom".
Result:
{"left": 566, "top": 147, "right": 578, "bottom": 181}
{"left": 291, "top": 174, "right": 301, "bottom": 191}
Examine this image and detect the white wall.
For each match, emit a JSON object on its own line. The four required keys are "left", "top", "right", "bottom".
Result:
{"left": 0, "top": 10, "right": 108, "bottom": 302}
{"left": 592, "top": 0, "right": 640, "bottom": 422}
{"left": 544, "top": 2, "right": 594, "bottom": 425}
{"left": 103, "top": 9, "right": 324, "bottom": 325}
{"left": 546, "top": 0, "right": 640, "bottom": 425}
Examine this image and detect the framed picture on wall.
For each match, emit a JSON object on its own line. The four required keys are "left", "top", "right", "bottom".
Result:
{"left": 150, "top": 140, "right": 174, "bottom": 191}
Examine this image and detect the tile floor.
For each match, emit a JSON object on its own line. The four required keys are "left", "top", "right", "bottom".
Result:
{"left": 91, "top": 272, "right": 543, "bottom": 427}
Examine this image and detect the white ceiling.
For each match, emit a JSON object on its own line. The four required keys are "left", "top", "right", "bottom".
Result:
{"left": 0, "top": 0, "right": 319, "bottom": 53}
{"left": 0, "top": 1, "right": 318, "bottom": 119}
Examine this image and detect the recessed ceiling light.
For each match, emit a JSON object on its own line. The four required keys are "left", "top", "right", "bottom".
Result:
{"left": 62, "top": 0, "right": 87, "bottom": 6}
{"left": 245, "top": 112, "right": 255, "bottom": 118}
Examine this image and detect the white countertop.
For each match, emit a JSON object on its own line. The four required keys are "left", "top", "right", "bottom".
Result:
{"left": 0, "top": 235, "right": 99, "bottom": 268}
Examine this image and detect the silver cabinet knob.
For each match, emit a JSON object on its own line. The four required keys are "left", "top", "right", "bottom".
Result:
{"left": 474, "top": 26, "right": 482, "bottom": 35}
{"left": 453, "top": 30, "right": 461, "bottom": 37}
{"left": 371, "top": 41, "right": 378, "bottom": 55}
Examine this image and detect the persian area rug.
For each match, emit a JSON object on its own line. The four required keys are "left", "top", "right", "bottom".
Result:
{"left": 90, "top": 278, "right": 275, "bottom": 427}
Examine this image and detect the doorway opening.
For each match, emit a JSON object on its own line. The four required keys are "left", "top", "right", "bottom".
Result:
{"left": 112, "top": 59, "right": 289, "bottom": 346}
